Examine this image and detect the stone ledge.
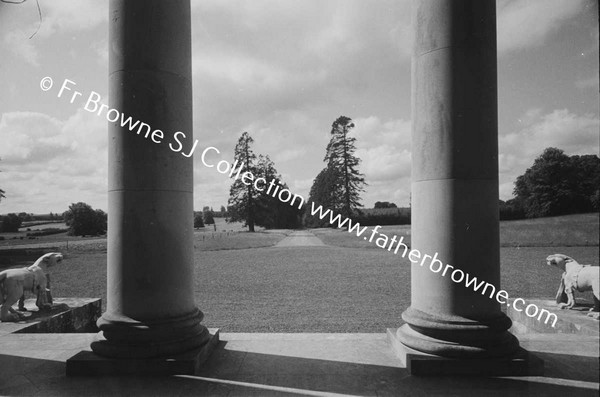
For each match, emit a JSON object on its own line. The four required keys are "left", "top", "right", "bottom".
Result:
{"left": 387, "top": 328, "right": 544, "bottom": 376}
{"left": 0, "top": 298, "right": 101, "bottom": 335}
{"left": 507, "top": 299, "right": 599, "bottom": 336}
{"left": 65, "top": 328, "right": 220, "bottom": 376}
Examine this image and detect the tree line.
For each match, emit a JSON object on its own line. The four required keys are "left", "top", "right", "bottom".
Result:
{"left": 502, "top": 147, "right": 599, "bottom": 219}
{"left": 225, "top": 116, "right": 368, "bottom": 231}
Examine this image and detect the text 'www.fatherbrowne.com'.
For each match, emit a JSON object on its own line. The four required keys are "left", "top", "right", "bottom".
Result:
{"left": 40, "top": 75, "right": 557, "bottom": 329}
{"left": 309, "top": 202, "right": 559, "bottom": 328}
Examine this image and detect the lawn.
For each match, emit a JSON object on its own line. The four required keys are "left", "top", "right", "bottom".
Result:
{"left": 499, "top": 213, "right": 599, "bottom": 247}
{"left": 194, "top": 246, "right": 407, "bottom": 332}
{"left": 46, "top": 244, "right": 598, "bottom": 332}
{"left": 0, "top": 217, "right": 282, "bottom": 252}
{"left": 193, "top": 229, "right": 290, "bottom": 251}
{"left": 312, "top": 212, "right": 599, "bottom": 249}
{"left": 3, "top": 213, "right": 598, "bottom": 332}
{"left": 195, "top": 245, "right": 600, "bottom": 332}
{"left": 312, "top": 225, "right": 411, "bottom": 250}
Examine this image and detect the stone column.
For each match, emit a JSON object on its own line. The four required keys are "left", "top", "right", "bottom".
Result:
{"left": 90, "top": 0, "right": 210, "bottom": 359}
{"left": 392, "top": 0, "right": 540, "bottom": 375}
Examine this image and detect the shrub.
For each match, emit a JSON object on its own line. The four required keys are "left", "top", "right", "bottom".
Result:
{"left": 63, "top": 202, "right": 107, "bottom": 236}
{"left": 26, "top": 228, "right": 66, "bottom": 237}
{"left": 0, "top": 213, "right": 22, "bottom": 232}
{"left": 352, "top": 207, "right": 411, "bottom": 226}
{"left": 194, "top": 213, "right": 205, "bottom": 229}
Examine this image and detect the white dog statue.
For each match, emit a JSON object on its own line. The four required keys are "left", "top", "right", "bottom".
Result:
{"left": 546, "top": 253, "right": 599, "bottom": 320}
{"left": 0, "top": 252, "right": 63, "bottom": 322}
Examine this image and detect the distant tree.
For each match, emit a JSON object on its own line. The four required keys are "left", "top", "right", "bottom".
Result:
{"left": 498, "top": 199, "right": 525, "bottom": 220}
{"left": 63, "top": 202, "right": 107, "bottom": 236}
{"left": 374, "top": 201, "right": 397, "bottom": 209}
{"left": 203, "top": 209, "right": 215, "bottom": 225}
{"left": 514, "top": 148, "right": 600, "bottom": 218}
{"left": 202, "top": 206, "right": 210, "bottom": 213}
{"left": 253, "top": 155, "right": 301, "bottom": 229}
{"left": 571, "top": 154, "right": 600, "bottom": 211}
{"left": 305, "top": 116, "right": 366, "bottom": 227}
{"left": 324, "top": 116, "right": 366, "bottom": 219}
{"left": 0, "top": 213, "right": 22, "bottom": 232}
{"left": 228, "top": 132, "right": 260, "bottom": 232}
{"left": 305, "top": 167, "right": 343, "bottom": 227}
{"left": 17, "top": 212, "right": 32, "bottom": 222}
{"left": 353, "top": 207, "right": 411, "bottom": 226}
{"left": 220, "top": 205, "right": 227, "bottom": 217}
{"left": 194, "top": 212, "right": 205, "bottom": 228}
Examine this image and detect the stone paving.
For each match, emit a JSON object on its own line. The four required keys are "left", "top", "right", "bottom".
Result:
{"left": 1, "top": 330, "right": 598, "bottom": 396}
{"left": 274, "top": 231, "right": 327, "bottom": 248}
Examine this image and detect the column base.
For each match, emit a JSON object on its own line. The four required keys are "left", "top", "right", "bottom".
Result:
{"left": 66, "top": 328, "right": 219, "bottom": 376}
{"left": 388, "top": 328, "right": 543, "bottom": 376}
{"left": 90, "top": 308, "right": 210, "bottom": 358}
{"left": 399, "top": 307, "right": 520, "bottom": 358}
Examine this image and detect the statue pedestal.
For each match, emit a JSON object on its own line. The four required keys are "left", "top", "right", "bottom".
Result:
{"left": 1, "top": 298, "right": 100, "bottom": 335}
{"left": 507, "top": 299, "right": 600, "bottom": 336}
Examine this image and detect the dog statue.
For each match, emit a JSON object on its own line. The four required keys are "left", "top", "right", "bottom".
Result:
{"left": 546, "top": 253, "right": 599, "bottom": 319}
{"left": 0, "top": 252, "right": 63, "bottom": 322}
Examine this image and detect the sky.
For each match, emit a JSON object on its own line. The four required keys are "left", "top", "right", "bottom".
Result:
{"left": 0, "top": 0, "right": 598, "bottom": 215}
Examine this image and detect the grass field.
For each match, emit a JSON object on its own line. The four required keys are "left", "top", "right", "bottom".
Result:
{"left": 313, "top": 212, "right": 599, "bottom": 249}
{"left": 1, "top": 213, "right": 598, "bottom": 332}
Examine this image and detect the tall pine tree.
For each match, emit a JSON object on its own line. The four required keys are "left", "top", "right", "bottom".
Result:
{"left": 307, "top": 116, "right": 365, "bottom": 226}
{"left": 227, "top": 132, "right": 259, "bottom": 232}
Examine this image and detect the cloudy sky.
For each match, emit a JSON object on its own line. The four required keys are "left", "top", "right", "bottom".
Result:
{"left": 0, "top": 0, "right": 598, "bottom": 215}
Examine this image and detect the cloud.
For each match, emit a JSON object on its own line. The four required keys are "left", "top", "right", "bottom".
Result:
{"left": 497, "top": 0, "right": 586, "bottom": 54}
{"left": 0, "top": 112, "right": 66, "bottom": 163}
{"left": 3, "top": 30, "right": 39, "bottom": 66}
{"left": 91, "top": 39, "right": 108, "bottom": 66}
{"left": 504, "top": 109, "right": 599, "bottom": 156}
{"left": 187, "top": 1, "right": 413, "bottom": 208}
{"left": 0, "top": 0, "right": 107, "bottom": 67}
{"left": 36, "top": 0, "right": 107, "bottom": 37}
{"left": 0, "top": 110, "right": 107, "bottom": 213}
{"left": 575, "top": 75, "right": 599, "bottom": 90}
{"left": 498, "top": 108, "right": 599, "bottom": 198}
{"left": 353, "top": 116, "right": 412, "bottom": 206}
{"left": 191, "top": 0, "right": 410, "bottom": 135}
